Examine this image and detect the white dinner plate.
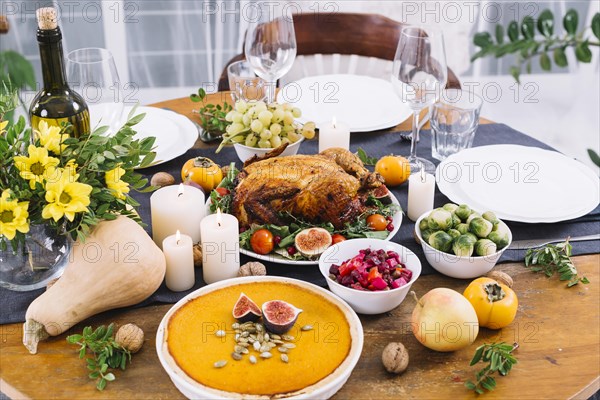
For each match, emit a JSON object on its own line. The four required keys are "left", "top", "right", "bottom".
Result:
{"left": 436, "top": 145, "right": 600, "bottom": 223}
{"left": 206, "top": 193, "right": 403, "bottom": 265}
{"left": 277, "top": 74, "right": 412, "bottom": 132}
{"left": 112, "top": 106, "right": 197, "bottom": 168}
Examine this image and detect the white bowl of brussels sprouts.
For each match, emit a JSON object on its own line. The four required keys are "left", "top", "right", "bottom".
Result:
{"left": 414, "top": 203, "right": 512, "bottom": 279}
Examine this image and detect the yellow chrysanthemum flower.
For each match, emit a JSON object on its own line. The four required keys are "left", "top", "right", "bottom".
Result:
{"left": 36, "top": 120, "right": 68, "bottom": 154}
{"left": 42, "top": 169, "right": 92, "bottom": 222}
{"left": 0, "top": 190, "right": 30, "bottom": 240}
{"left": 14, "top": 145, "right": 60, "bottom": 189}
{"left": 105, "top": 166, "right": 130, "bottom": 200}
{"left": 0, "top": 120, "right": 8, "bottom": 134}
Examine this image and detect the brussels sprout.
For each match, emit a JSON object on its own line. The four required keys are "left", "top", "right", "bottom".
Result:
{"left": 447, "top": 229, "right": 461, "bottom": 240}
{"left": 456, "top": 223, "right": 470, "bottom": 235}
{"left": 427, "top": 209, "right": 453, "bottom": 231}
{"left": 453, "top": 235, "right": 475, "bottom": 257}
{"left": 469, "top": 217, "right": 493, "bottom": 238}
{"left": 451, "top": 213, "right": 461, "bottom": 228}
{"left": 455, "top": 204, "right": 472, "bottom": 221}
{"left": 464, "top": 232, "right": 478, "bottom": 244}
{"left": 419, "top": 229, "right": 433, "bottom": 243}
{"left": 466, "top": 212, "right": 482, "bottom": 224}
{"left": 418, "top": 218, "right": 430, "bottom": 232}
{"left": 488, "top": 230, "right": 510, "bottom": 249}
{"left": 475, "top": 239, "right": 497, "bottom": 256}
{"left": 428, "top": 231, "right": 453, "bottom": 253}
{"left": 442, "top": 203, "right": 459, "bottom": 213}
{"left": 482, "top": 211, "right": 500, "bottom": 227}
{"left": 492, "top": 221, "right": 510, "bottom": 235}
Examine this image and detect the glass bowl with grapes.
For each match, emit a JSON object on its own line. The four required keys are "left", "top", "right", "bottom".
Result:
{"left": 216, "top": 100, "right": 316, "bottom": 162}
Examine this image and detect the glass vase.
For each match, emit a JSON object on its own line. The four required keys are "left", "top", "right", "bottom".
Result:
{"left": 0, "top": 224, "right": 71, "bottom": 291}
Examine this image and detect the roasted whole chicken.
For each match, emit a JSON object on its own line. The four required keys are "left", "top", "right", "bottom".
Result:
{"left": 232, "top": 147, "right": 388, "bottom": 229}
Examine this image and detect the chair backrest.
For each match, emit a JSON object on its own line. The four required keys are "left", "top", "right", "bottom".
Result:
{"left": 218, "top": 13, "right": 460, "bottom": 90}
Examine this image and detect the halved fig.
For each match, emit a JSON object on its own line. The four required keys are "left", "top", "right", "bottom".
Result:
{"left": 294, "top": 228, "right": 332, "bottom": 257}
{"left": 232, "top": 292, "right": 261, "bottom": 322}
{"left": 262, "top": 300, "right": 302, "bottom": 334}
{"left": 372, "top": 185, "right": 392, "bottom": 205}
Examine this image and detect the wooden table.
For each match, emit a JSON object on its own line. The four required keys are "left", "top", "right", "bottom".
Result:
{"left": 1, "top": 95, "right": 598, "bottom": 400}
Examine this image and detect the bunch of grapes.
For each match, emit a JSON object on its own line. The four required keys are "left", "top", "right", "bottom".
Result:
{"left": 216, "top": 100, "right": 316, "bottom": 153}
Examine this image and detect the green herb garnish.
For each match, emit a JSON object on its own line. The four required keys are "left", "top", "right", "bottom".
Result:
{"left": 524, "top": 238, "right": 589, "bottom": 287}
{"left": 190, "top": 88, "right": 232, "bottom": 136}
{"left": 465, "top": 342, "right": 519, "bottom": 394}
{"left": 67, "top": 324, "right": 131, "bottom": 391}
{"left": 356, "top": 148, "right": 378, "bottom": 166}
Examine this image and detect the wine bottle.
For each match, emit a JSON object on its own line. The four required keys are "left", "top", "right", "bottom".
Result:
{"left": 29, "top": 7, "right": 90, "bottom": 138}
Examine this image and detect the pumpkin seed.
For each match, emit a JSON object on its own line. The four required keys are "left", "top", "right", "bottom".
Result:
{"left": 281, "top": 354, "right": 289, "bottom": 363}
{"left": 241, "top": 331, "right": 250, "bottom": 338}
{"left": 271, "top": 334, "right": 281, "bottom": 340}
{"left": 238, "top": 337, "right": 249, "bottom": 343}
{"left": 215, "top": 330, "right": 226, "bottom": 337}
{"left": 232, "top": 323, "right": 240, "bottom": 329}
{"left": 253, "top": 341, "right": 261, "bottom": 351}
{"left": 234, "top": 333, "right": 240, "bottom": 341}
{"left": 264, "top": 333, "right": 270, "bottom": 341}
{"left": 234, "top": 329, "right": 242, "bottom": 334}
{"left": 259, "top": 344, "right": 270, "bottom": 353}
{"left": 249, "top": 355, "right": 257, "bottom": 364}
{"left": 272, "top": 339, "right": 284, "bottom": 344}
{"left": 234, "top": 345, "right": 249, "bottom": 354}
{"left": 278, "top": 346, "right": 288, "bottom": 353}
{"left": 260, "top": 352, "right": 272, "bottom": 359}
{"left": 248, "top": 338, "right": 256, "bottom": 344}
{"left": 214, "top": 360, "right": 227, "bottom": 368}
{"left": 255, "top": 324, "right": 264, "bottom": 332}
{"left": 282, "top": 343, "right": 296, "bottom": 349}
{"left": 245, "top": 327, "right": 257, "bottom": 333}
{"left": 237, "top": 342, "right": 250, "bottom": 348}
{"left": 282, "top": 334, "right": 295, "bottom": 341}
{"left": 231, "top": 352, "right": 243, "bottom": 361}
{"left": 301, "top": 325, "right": 313, "bottom": 331}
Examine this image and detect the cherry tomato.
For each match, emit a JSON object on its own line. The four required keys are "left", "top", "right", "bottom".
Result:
{"left": 366, "top": 214, "right": 388, "bottom": 231}
{"left": 250, "top": 229, "right": 274, "bottom": 255}
{"left": 215, "top": 187, "right": 230, "bottom": 197}
{"left": 332, "top": 233, "right": 346, "bottom": 245}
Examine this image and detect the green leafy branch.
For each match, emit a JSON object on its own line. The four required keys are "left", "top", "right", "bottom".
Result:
{"left": 465, "top": 342, "right": 519, "bottom": 394}
{"left": 190, "top": 88, "right": 232, "bottom": 135}
{"left": 524, "top": 238, "right": 589, "bottom": 287}
{"left": 0, "top": 50, "right": 36, "bottom": 122}
{"left": 472, "top": 9, "right": 600, "bottom": 83}
{"left": 66, "top": 324, "right": 131, "bottom": 391}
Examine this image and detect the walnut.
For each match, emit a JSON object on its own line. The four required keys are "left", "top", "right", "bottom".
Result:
{"left": 150, "top": 172, "right": 175, "bottom": 188}
{"left": 238, "top": 262, "right": 267, "bottom": 277}
{"left": 381, "top": 342, "right": 409, "bottom": 374}
{"left": 115, "top": 323, "right": 144, "bottom": 353}
{"left": 486, "top": 271, "right": 513, "bottom": 288}
{"left": 193, "top": 243, "right": 202, "bottom": 267}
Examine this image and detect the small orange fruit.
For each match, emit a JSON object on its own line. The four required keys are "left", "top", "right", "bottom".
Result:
{"left": 375, "top": 155, "right": 411, "bottom": 186}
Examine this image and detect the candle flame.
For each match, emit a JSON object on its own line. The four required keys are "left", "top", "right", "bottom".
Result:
{"left": 332, "top": 116, "right": 337, "bottom": 129}
{"left": 420, "top": 164, "right": 426, "bottom": 183}
{"left": 176, "top": 230, "right": 181, "bottom": 245}
{"left": 216, "top": 208, "right": 222, "bottom": 227}
{"left": 178, "top": 183, "right": 184, "bottom": 197}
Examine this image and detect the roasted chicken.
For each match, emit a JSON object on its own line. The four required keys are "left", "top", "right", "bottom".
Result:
{"left": 232, "top": 147, "right": 386, "bottom": 229}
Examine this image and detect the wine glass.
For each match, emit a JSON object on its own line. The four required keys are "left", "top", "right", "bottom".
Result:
{"left": 244, "top": 2, "right": 297, "bottom": 104}
{"left": 67, "top": 48, "right": 124, "bottom": 135}
{"left": 391, "top": 26, "right": 447, "bottom": 174}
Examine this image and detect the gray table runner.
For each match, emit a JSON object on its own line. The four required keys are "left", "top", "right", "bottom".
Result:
{"left": 1, "top": 123, "right": 598, "bottom": 324}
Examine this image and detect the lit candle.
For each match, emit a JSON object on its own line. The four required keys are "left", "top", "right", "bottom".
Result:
{"left": 200, "top": 208, "right": 240, "bottom": 284}
{"left": 151, "top": 184, "right": 205, "bottom": 249}
{"left": 162, "top": 230, "right": 195, "bottom": 292}
{"left": 318, "top": 117, "right": 350, "bottom": 152}
{"left": 407, "top": 167, "right": 436, "bottom": 221}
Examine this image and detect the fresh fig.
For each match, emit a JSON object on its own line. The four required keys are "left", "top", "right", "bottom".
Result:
{"left": 261, "top": 300, "right": 302, "bottom": 334}
{"left": 294, "top": 228, "right": 332, "bottom": 257}
{"left": 232, "top": 293, "right": 261, "bottom": 322}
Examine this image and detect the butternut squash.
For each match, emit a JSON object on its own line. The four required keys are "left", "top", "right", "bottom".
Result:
{"left": 23, "top": 216, "right": 166, "bottom": 354}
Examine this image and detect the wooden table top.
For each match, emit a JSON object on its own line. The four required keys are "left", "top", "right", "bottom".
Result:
{"left": 1, "top": 94, "right": 598, "bottom": 400}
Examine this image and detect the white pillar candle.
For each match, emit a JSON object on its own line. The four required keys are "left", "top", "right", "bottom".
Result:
{"left": 151, "top": 184, "right": 205, "bottom": 249}
{"left": 200, "top": 208, "right": 240, "bottom": 284}
{"left": 407, "top": 169, "right": 436, "bottom": 221}
{"left": 318, "top": 117, "right": 350, "bottom": 152}
{"left": 162, "top": 230, "right": 195, "bottom": 292}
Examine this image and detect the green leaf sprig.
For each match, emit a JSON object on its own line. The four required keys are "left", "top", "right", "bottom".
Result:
{"left": 472, "top": 9, "right": 600, "bottom": 83}
{"left": 356, "top": 147, "right": 379, "bottom": 166}
{"left": 524, "top": 238, "right": 589, "bottom": 287}
{"left": 66, "top": 324, "right": 131, "bottom": 391}
{"left": 465, "top": 342, "right": 519, "bottom": 394}
{"left": 190, "top": 88, "right": 232, "bottom": 135}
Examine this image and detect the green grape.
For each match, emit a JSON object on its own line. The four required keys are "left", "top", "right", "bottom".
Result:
{"left": 242, "top": 113, "right": 251, "bottom": 126}
{"left": 270, "top": 135, "right": 282, "bottom": 148}
{"left": 292, "top": 107, "right": 302, "bottom": 118}
{"left": 231, "top": 135, "right": 245, "bottom": 144}
{"left": 281, "top": 137, "right": 290, "bottom": 145}
{"left": 235, "top": 100, "right": 248, "bottom": 113}
{"left": 303, "top": 121, "right": 316, "bottom": 130}
{"left": 258, "top": 110, "right": 273, "bottom": 126}
{"left": 283, "top": 111, "right": 294, "bottom": 125}
{"left": 228, "top": 122, "right": 245, "bottom": 135}
{"left": 302, "top": 129, "right": 316, "bottom": 140}
{"left": 258, "top": 139, "right": 271, "bottom": 148}
{"left": 225, "top": 111, "right": 235, "bottom": 122}
{"left": 282, "top": 124, "right": 295, "bottom": 133}
{"left": 282, "top": 103, "right": 293, "bottom": 111}
{"left": 254, "top": 101, "right": 267, "bottom": 112}
{"left": 231, "top": 111, "right": 243, "bottom": 123}
{"left": 272, "top": 108, "right": 284, "bottom": 123}
{"left": 246, "top": 106, "right": 256, "bottom": 118}
{"left": 287, "top": 131, "right": 300, "bottom": 143}
{"left": 245, "top": 134, "right": 258, "bottom": 147}
{"left": 270, "top": 123, "right": 282, "bottom": 136}
{"left": 260, "top": 129, "right": 272, "bottom": 140}
{"left": 250, "top": 120, "right": 263, "bottom": 133}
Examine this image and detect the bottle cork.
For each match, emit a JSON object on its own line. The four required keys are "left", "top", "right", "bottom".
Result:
{"left": 0, "top": 15, "right": 9, "bottom": 34}
{"left": 36, "top": 7, "right": 58, "bottom": 30}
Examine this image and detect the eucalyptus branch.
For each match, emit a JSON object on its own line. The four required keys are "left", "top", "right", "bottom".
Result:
{"left": 472, "top": 9, "right": 600, "bottom": 83}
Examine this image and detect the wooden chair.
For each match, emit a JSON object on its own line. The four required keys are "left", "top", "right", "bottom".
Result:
{"left": 218, "top": 12, "right": 461, "bottom": 91}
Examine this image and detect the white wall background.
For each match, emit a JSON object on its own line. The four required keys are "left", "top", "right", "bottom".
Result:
{"left": 2, "top": 0, "right": 599, "bottom": 170}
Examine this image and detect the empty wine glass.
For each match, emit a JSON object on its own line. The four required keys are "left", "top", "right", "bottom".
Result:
{"left": 67, "top": 48, "right": 124, "bottom": 135}
{"left": 244, "top": 2, "right": 297, "bottom": 104}
{"left": 392, "top": 26, "right": 447, "bottom": 174}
